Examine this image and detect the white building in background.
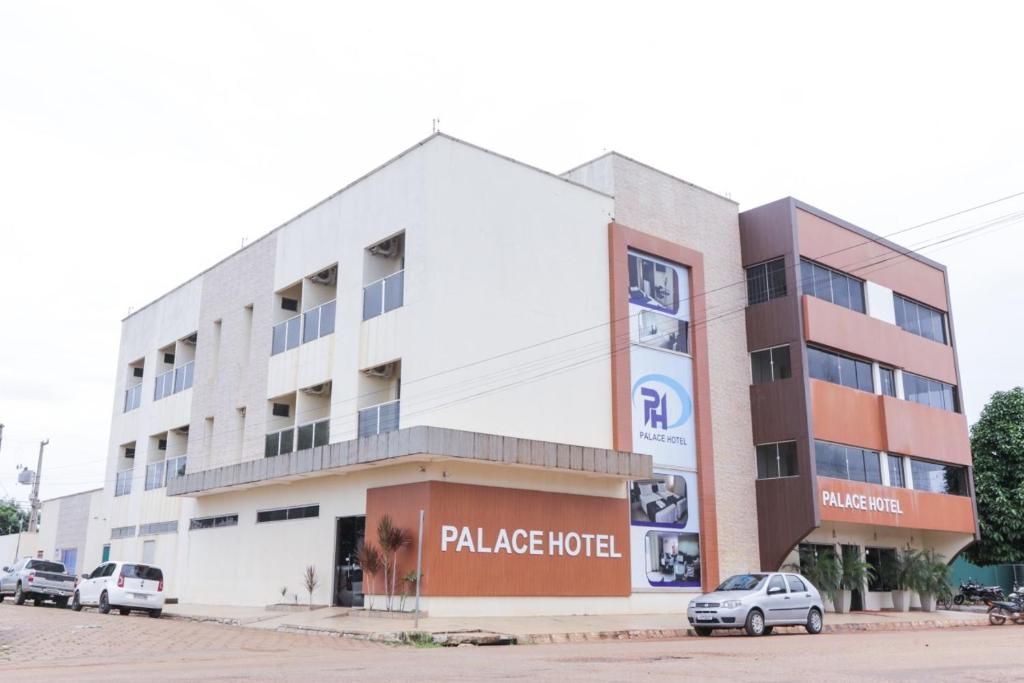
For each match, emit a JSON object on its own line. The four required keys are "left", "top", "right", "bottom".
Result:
{"left": 17, "top": 131, "right": 971, "bottom": 619}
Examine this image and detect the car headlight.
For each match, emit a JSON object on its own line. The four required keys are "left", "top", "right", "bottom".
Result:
{"left": 721, "top": 600, "right": 743, "bottom": 609}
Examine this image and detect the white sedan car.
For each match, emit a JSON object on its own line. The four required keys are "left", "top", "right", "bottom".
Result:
{"left": 72, "top": 561, "right": 165, "bottom": 618}
{"left": 687, "top": 572, "right": 825, "bottom": 636}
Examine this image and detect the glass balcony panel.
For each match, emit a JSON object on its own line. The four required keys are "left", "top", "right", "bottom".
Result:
{"left": 265, "top": 432, "right": 279, "bottom": 458}
{"left": 303, "top": 307, "right": 320, "bottom": 344}
{"left": 379, "top": 400, "right": 400, "bottom": 434}
{"left": 384, "top": 271, "right": 404, "bottom": 312}
{"left": 319, "top": 300, "right": 336, "bottom": 337}
{"left": 296, "top": 423, "right": 314, "bottom": 451}
{"left": 286, "top": 316, "right": 301, "bottom": 350}
{"left": 313, "top": 419, "right": 330, "bottom": 447}
{"left": 363, "top": 280, "right": 383, "bottom": 320}
{"left": 357, "top": 407, "right": 378, "bottom": 438}
{"left": 271, "top": 321, "right": 287, "bottom": 355}
{"left": 279, "top": 428, "right": 294, "bottom": 455}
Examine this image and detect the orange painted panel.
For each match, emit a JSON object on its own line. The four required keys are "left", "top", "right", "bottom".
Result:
{"left": 817, "top": 477, "right": 974, "bottom": 533}
{"left": 882, "top": 396, "right": 972, "bottom": 466}
{"left": 366, "top": 481, "right": 631, "bottom": 597}
{"left": 796, "top": 209, "right": 948, "bottom": 311}
{"left": 810, "top": 380, "right": 885, "bottom": 452}
{"left": 803, "top": 295, "right": 958, "bottom": 385}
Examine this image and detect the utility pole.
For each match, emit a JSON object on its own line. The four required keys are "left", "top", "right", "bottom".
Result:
{"left": 27, "top": 439, "right": 48, "bottom": 533}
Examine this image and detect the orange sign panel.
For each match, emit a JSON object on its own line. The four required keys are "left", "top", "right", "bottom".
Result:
{"left": 365, "top": 481, "right": 632, "bottom": 597}
{"left": 817, "top": 477, "right": 974, "bottom": 534}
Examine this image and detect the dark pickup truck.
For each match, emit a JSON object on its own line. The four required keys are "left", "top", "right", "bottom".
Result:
{"left": 0, "top": 558, "right": 77, "bottom": 607}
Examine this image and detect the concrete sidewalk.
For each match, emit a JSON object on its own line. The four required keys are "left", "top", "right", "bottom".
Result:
{"left": 163, "top": 603, "right": 991, "bottom": 645}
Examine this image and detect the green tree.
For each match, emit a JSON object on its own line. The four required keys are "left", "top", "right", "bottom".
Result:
{"left": 967, "top": 387, "right": 1024, "bottom": 565}
{"left": 0, "top": 497, "right": 29, "bottom": 535}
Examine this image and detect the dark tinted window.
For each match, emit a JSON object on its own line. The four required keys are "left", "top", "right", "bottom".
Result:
{"left": 27, "top": 560, "right": 65, "bottom": 573}
{"left": 910, "top": 459, "right": 969, "bottom": 496}
{"left": 121, "top": 564, "right": 163, "bottom": 581}
{"left": 256, "top": 505, "right": 320, "bottom": 524}
{"left": 807, "top": 347, "right": 874, "bottom": 393}
{"left": 786, "top": 575, "right": 807, "bottom": 592}
{"left": 756, "top": 442, "right": 798, "bottom": 479}
{"left": 189, "top": 514, "right": 239, "bottom": 530}
{"left": 894, "top": 294, "right": 946, "bottom": 344}
{"left": 746, "top": 258, "right": 787, "bottom": 305}
{"left": 801, "top": 259, "right": 865, "bottom": 313}
{"left": 903, "top": 372, "right": 959, "bottom": 413}
{"left": 866, "top": 547, "right": 897, "bottom": 591}
{"left": 751, "top": 346, "right": 791, "bottom": 384}
{"left": 815, "top": 441, "right": 882, "bottom": 484}
{"left": 717, "top": 574, "right": 767, "bottom": 591}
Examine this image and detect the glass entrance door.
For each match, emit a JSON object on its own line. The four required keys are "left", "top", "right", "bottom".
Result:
{"left": 334, "top": 516, "right": 366, "bottom": 607}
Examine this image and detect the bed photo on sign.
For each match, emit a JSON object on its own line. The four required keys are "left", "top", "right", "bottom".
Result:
{"left": 645, "top": 530, "right": 700, "bottom": 587}
{"left": 630, "top": 475, "right": 688, "bottom": 527}
{"left": 628, "top": 253, "right": 679, "bottom": 315}
{"left": 637, "top": 310, "right": 689, "bottom": 354}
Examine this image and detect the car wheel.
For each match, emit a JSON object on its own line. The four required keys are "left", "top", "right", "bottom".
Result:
{"left": 693, "top": 626, "right": 712, "bottom": 637}
{"left": 98, "top": 591, "right": 111, "bottom": 615}
{"left": 56, "top": 597, "right": 69, "bottom": 609}
{"left": 148, "top": 609, "right": 162, "bottom": 619}
{"left": 14, "top": 584, "right": 26, "bottom": 605}
{"left": 762, "top": 626, "right": 774, "bottom": 636}
{"left": 744, "top": 609, "right": 765, "bottom": 637}
{"left": 119, "top": 608, "right": 131, "bottom": 616}
{"left": 71, "top": 592, "right": 83, "bottom": 612}
{"left": 805, "top": 608, "right": 823, "bottom": 635}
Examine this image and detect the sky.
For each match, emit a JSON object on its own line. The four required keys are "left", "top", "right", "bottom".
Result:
{"left": 1, "top": 1, "right": 1022, "bottom": 506}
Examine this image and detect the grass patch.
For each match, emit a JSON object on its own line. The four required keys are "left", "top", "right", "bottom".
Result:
{"left": 406, "top": 631, "right": 440, "bottom": 648}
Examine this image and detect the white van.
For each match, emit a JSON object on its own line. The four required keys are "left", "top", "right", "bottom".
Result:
{"left": 72, "top": 561, "right": 165, "bottom": 618}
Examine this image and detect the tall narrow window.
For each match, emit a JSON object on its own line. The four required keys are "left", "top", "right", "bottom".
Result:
{"left": 887, "top": 454, "right": 906, "bottom": 488}
{"left": 879, "top": 367, "right": 897, "bottom": 397}
{"left": 751, "top": 345, "right": 792, "bottom": 384}
{"left": 746, "top": 257, "right": 787, "bottom": 305}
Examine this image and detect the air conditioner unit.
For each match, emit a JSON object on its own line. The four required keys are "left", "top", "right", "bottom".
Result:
{"left": 368, "top": 236, "right": 400, "bottom": 257}
{"left": 302, "top": 383, "right": 330, "bottom": 396}
{"left": 309, "top": 266, "right": 337, "bottom": 286}
{"left": 362, "top": 363, "right": 394, "bottom": 379}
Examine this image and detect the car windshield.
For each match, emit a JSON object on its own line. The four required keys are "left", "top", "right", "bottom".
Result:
{"left": 27, "top": 560, "right": 66, "bottom": 573}
{"left": 121, "top": 564, "right": 163, "bottom": 581}
{"left": 716, "top": 574, "right": 768, "bottom": 591}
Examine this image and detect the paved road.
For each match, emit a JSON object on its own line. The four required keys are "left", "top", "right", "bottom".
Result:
{"left": 1, "top": 601, "right": 1020, "bottom": 681}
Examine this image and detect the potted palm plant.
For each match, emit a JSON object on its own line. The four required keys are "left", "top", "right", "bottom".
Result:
{"left": 890, "top": 546, "right": 924, "bottom": 612}
{"left": 836, "top": 550, "right": 876, "bottom": 614}
{"left": 789, "top": 549, "right": 841, "bottom": 611}
{"left": 915, "top": 549, "right": 949, "bottom": 612}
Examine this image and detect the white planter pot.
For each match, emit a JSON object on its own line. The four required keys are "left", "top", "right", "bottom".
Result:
{"left": 891, "top": 590, "right": 912, "bottom": 612}
{"left": 919, "top": 592, "right": 936, "bottom": 612}
{"left": 822, "top": 596, "right": 835, "bottom": 613}
{"left": 834, "top": 590, "right": 852, "bottom": 613}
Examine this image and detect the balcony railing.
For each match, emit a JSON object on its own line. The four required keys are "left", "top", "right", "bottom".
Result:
{"left": 296, "top": 419, "right": 330, "bottom": 451}
{"left": 272, "top": 299, "right": 336, "bottom": 355}
{"left": 123, "top": 384, "right": 142, "bottom": 412}
{"left": 358, "top": 400, "right": 400, "bottom": 438}
{"left": 115, "top": 469, "right": 133, "bottom": 497}
{"left": 145, "top": 455, "right": 187, "bottom": 491}
{"left": 154, "top": 361, "right": 194, "bottom": 401}
{"left": 362, "top": 270, "right": 404, "bottom": 321}
{"left": 265, "top": 426, "right": 295, "bottom": 458}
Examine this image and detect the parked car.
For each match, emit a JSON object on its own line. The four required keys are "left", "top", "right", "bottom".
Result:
{"left": 687, "top": 572, "right": 824, "bottom": 636}
{"left": 0, "top": 558, "right": 77, "bottom": 607}
{"left": 71, "top": 561, "right": 165, "bottom": 618}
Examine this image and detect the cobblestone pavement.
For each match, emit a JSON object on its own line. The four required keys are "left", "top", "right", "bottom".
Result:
{"left": 2, "top": 601, "right": 1021, "bottom": 682}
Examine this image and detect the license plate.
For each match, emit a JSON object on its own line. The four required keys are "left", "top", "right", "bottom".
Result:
{"left": 131, "top": 593, "right": 149, "bottom": 600}
{"left": 696, "top": 615, "right": 713, "bottom": 622}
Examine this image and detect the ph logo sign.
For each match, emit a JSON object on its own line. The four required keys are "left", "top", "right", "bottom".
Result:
{"left": 632, "top": 374, "right": 692, "bottom": 431}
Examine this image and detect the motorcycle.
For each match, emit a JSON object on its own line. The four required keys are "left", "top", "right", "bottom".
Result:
{"left": 986, "top": 596, "right": 1024, "bottom": 625}
{"left": 954, "top": 578, "right": 1005, "bottom": 605}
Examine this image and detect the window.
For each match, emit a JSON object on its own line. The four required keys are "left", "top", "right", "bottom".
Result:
{"left": 746, "top": 257, "right": 787, "bottom": 305}
{"left": 800, "top": 259, "right": 865, "bottom": 313}
{"left": 767, "top": 574, "right": 787, "bottom": 593}
{"left": 910, "top": 459, "right": 969, "bottom": 496}
{"left": 887, "top": 455, "right": 906, "bottom": 488}
{"left": 145, "top": 462, "right": 165, "bottom": 490}
{"left": 154, "top": 361, "right": 194, "bottom": 401}
{"left": 271, "top": 315, "right": 302, "bottom": 355}
{"left": 296, "top": 419, "right": 330, "bottom": 451}
{"left": 358, "top": 400, "right": 400, "bottom": 438}
{"left": 189, "top": 514, "right": 239, "bottom": 530}
{"left": 256, "top": 504, "right": 320, "bottom": 523}
{"left": 815, "top": 440, "right": 882, "bottom": 484}
{"left": 786, "top": 575, "right": 807, "bottom": 593}
{"left": 807, "top": 347, "right": 874, "bottom": 392}
{"left": 265, "top": 427, "right": 295, "bottom": 457}
{"left": 123, "top": 384, "right": 142, "bottom": 412}
{"left": 894, "top": 294, "right": 947, "bottom": 344}
{"left": 903, "top": 372, "right": 959, "bottom": 413}
{"left": 165, "top": 455, "right": 187, "bottom": 482}
{"left": 751, "top": 345, "right": 792, "bottom": 384}
{"left": 122, "top": 564, "right": 163, "bottom": 581}
{"left": 26, "top": 560, "right": 66, "bottom": 573}
{"left": 110, "top": 525, "right": 136, "bottom": 539}
{"left": 879, "top": 367, "right": 896, "bottom": 397}
{"left": 866, "top": 547, "right": 897, "bottom": 591}
{"left": 115, "top": 469, "right": 133, "bottom": 497}
{"left": 139, "top": 521, "right": 178, "bottom": 535}
{"left": 302, "top": 300, "right": 337, "bottom": 344}
{"left": 756, "top": 442, "right": 798, "bottom": 479}
{"left": 363, "top": 270, "right": 405, "bottom": 320}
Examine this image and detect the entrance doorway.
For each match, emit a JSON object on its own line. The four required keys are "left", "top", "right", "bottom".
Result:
{"left": 334, "top": 516, "right": 366, "bottom": 607}
{"left": 841, "top": 544, "right": 864, "bottom": 611}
